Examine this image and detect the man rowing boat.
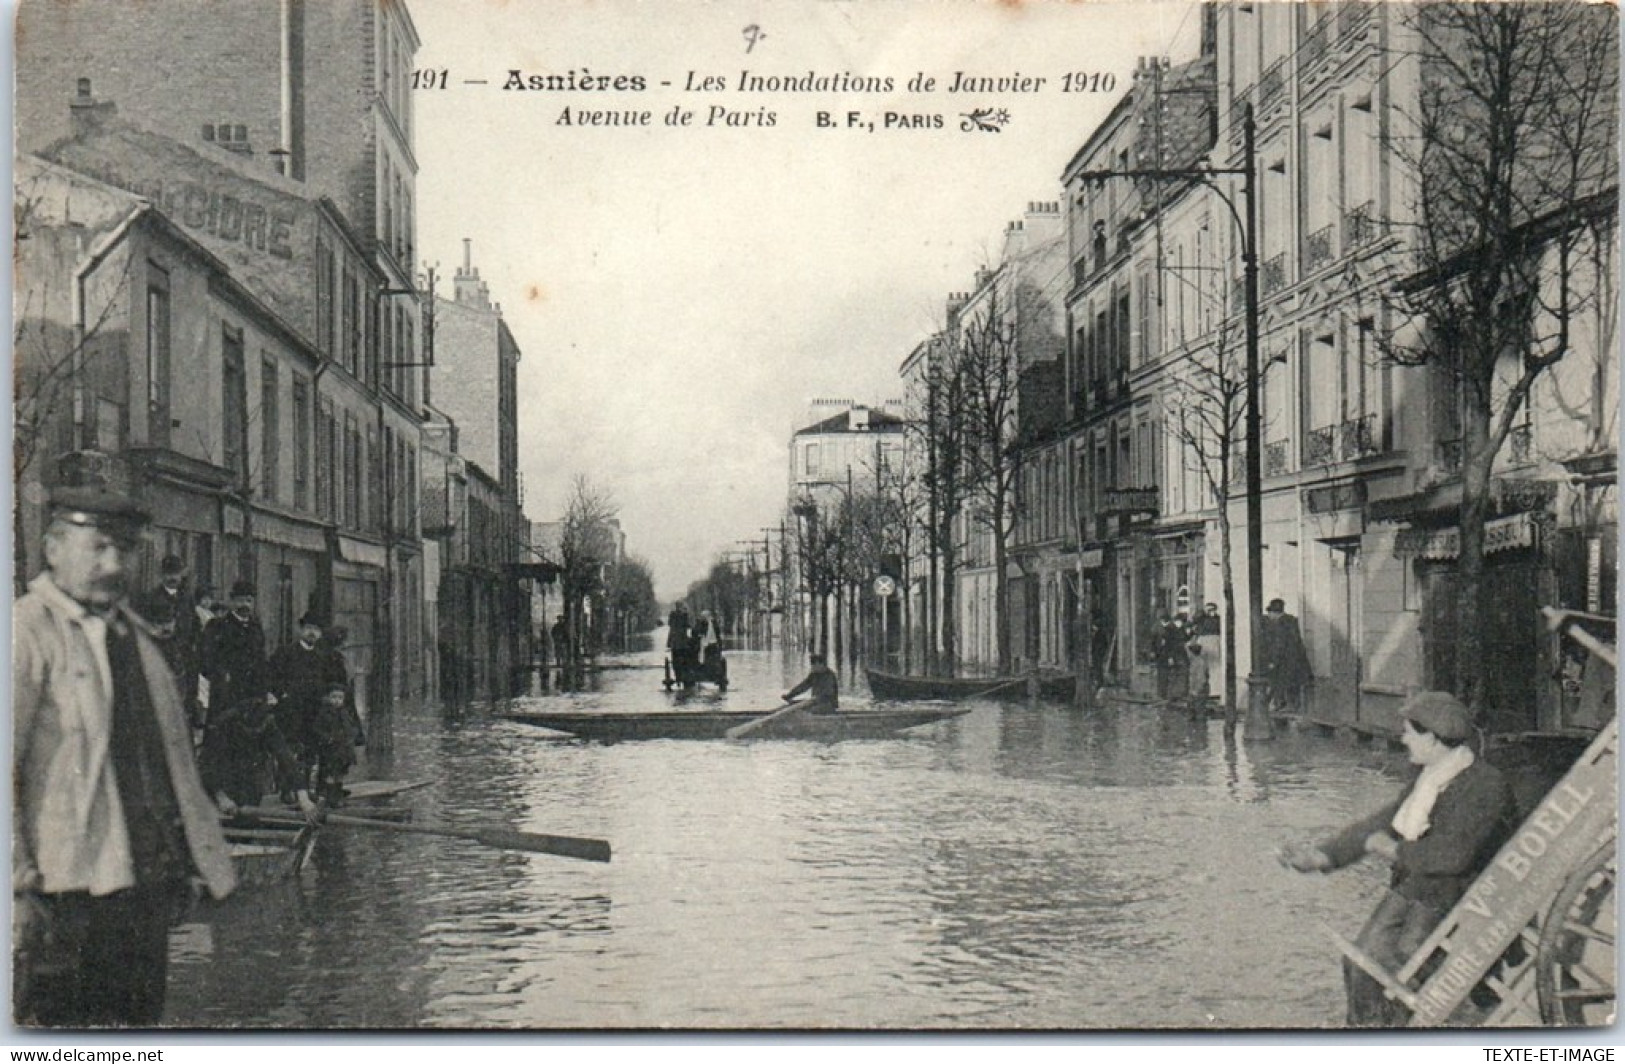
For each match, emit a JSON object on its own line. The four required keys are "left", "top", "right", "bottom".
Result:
{"left": 783, "top": 653, "right": 839, "bottom": 712}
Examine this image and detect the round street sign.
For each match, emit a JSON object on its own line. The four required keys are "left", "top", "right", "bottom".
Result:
{"left": 873, "top": 575, "right": 896, "bottom": 597}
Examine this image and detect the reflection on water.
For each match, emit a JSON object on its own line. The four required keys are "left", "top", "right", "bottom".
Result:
{"left": 165, "top": 649, "right": 1402, "bottom": 1029}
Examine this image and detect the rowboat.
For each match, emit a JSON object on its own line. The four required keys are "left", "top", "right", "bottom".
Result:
{"left": 224, "top": 821, "right": 321, "bottom": 886}
{"left": 255, "top": 777, "right": 432, "bottom": 809}
{"left": 865, "top": 668, "right": 1078, "bottom": 702}
{"left": 504, "top": 704, "right": 971, "bottom": 742}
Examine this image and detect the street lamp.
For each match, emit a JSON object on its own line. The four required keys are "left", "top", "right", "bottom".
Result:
{"left": 1075, "top": 102, "right": 1270, "bottom": 740}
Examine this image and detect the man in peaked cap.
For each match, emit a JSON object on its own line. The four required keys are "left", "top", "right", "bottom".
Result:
{"left": 1279, "top": 691, "right": 1518, "bottom": 1026}
{"left": 13, "top": 487, "right": 235, "bottom": 1026}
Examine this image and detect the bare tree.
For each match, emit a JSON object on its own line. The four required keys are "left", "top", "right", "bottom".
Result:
{"left": 1163, "top": 316, "right": 1247, "bottom": 727}
{"left": 12, "top": 182, "right": 135, "bottom": 593}
{"left": 558, "top": 475, "right": 619, "bottom": 685}
{"left": 1383, "top": 1, "right": 1618, "bottom": 714}
{"left": 957, "top": 289, "right": 1025, "bottom": 675}
{"left": 907, "top": 335, "right": 972, "bottom": 675}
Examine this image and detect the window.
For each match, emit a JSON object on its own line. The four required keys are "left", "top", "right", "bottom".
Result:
{"left": 146, "top": 268, "right": 171, "bottom": 447}
{"left": 804, "top": 442, "right": 819, "bottom": 477}
{"left": 260, "top": 357, "right": 279, "bottom": 503}
{"left": 292, "top": 376, "right": 311, "bottom": 510}
{"left": 343, "top": 414, "right": 361, "bottom": 529}
{"left": 341, "top": 268, "right": 360, "bottom": 376}
{"left": 316, "top": 241, "right": 334, "bottom": 357}
{"left": 222, "top": 325, "right": 247, "bottom": 481}
{"left": 316, "top": 399, "right": 336, "bottom": 520}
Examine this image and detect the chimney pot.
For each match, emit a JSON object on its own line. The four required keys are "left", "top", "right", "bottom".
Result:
{"left": 77, "top": 78, "right": 92, "bottom": 98}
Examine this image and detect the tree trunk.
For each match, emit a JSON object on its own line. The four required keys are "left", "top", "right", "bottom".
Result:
{"left": 993, "top": 513, "right": 1011, "bottom": 675}
{"left": 940, "top": 525, "right": 959, "bottom": 676}
{"left": 1218, "top": 503, "right": 1239, "bottom": 736}
{"left": 1456, "top": 401, "right": 1494, "bottom": 718}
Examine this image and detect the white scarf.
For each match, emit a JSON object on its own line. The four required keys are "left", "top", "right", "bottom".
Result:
{"left": 1390, "top": 744, "right": 1475, "bottom": 842}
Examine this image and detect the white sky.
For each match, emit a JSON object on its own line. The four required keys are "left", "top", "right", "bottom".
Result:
{"left": 411, "top": 0, "right": 1202, "bottom": 599}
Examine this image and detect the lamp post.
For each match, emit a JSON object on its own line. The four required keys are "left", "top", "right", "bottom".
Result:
{"left": 1075, "top": 102, "right": 1270, "bottom": 740}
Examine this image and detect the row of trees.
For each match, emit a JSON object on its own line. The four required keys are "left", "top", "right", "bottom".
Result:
{"left": 552, "top": 475, "right": 658, "bottom": 684}
{"left": 775, "top": 2, "right": 1616, "bottom": 727}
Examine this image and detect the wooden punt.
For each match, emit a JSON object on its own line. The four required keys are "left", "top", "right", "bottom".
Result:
{"left": 865, "top": 668, "right": 1077, "bottom": 702}
{"left": 504, "top": 704, "right": 971, "bottom": 742}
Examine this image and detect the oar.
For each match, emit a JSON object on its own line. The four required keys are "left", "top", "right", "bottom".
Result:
{"left": 975, "top": 677, "right": 1032, "bottom": 700}
{"left": 238, "top": 807, "right": 611, "bottom": 863}
{"left": 725, "top": 698, "right": 807, "bottom": 740}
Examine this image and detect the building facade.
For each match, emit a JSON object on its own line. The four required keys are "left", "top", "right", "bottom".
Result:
{"left": 18, "top": 0, "right": 434, "bottom": 708}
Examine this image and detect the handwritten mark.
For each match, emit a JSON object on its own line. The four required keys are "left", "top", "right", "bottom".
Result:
{"left": 743, "top": 24, "right": 766, "bottom": 53}
{"left": 960, "top": 108, "right": 1011, "bottom": 133}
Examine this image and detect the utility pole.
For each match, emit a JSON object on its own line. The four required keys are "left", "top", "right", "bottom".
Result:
{"left": 1074, "top": 100, "right": 1269, "bottom": 739}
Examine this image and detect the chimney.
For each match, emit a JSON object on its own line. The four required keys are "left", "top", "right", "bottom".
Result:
{"left": 69, "top": 78, "right": 117, "bottom": 137}
{"left": 946, "top": 291, "right": 969, "bottom": 323}
{"left": 453, "top": 238, "right": 492, "bottom": 309}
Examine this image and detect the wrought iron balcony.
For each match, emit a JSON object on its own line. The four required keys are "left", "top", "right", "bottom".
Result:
{"left": 1342, "top": 200, "right": 1377, "bottom": 249}
{"left": 1508, "top": 424, "right": 1533, "bottom": 465}
{"left": 1303, "top": 16, "right": 1331, "bottom": 68}
{"left": 1258, "top": 60, "right": 1285, "bottom": 113}
{"left": 1264, "top": 439, "right": 1292, "bottom": 478}
{"left": 1304, "top": 224, "right": 1335, "bottom": 272}
{"left": 1439, "top": 438, "right": 1463, "bottom": 474}
{"left": 1262, "top": 253, "right": 1287, "bottom": 296}
{"left": 1303, "top": 424, "right": 1337, "bottom": 467}
{"left": 1338, "top": 2, "right": 1372, "bottom": 42}
{"left": 1341, "top": 414, "right": 1377, "bottom": 460}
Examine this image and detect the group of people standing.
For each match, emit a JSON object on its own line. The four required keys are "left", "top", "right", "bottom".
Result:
{"left": 14, "top": 487, "right": 372, "bottom": 1026}
{"left": 133, "top": 565, "right": 364, "bottom": 816}
{"left": 664, "top": 601, "right": 726, "bottom": 688}
{"left": 1150, "top": 598, "right": 1311, "bottom": 714}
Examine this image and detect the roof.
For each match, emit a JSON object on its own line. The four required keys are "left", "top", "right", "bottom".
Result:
{"left": 794, "top": 407, "right": 908, "bottom": 437}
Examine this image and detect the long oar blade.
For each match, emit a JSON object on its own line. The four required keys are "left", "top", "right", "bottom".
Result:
{"left": 238, "top": 808, "right": 611, "bottom": 863}
{"left": 471, "top": 827, "right": 611, "bottom": 863}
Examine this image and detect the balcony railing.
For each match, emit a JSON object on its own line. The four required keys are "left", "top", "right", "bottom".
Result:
{"left": 1258, "top": 60, "right": 1286, "bottom": 113}
{"left": 1341, "top": 414, "right": 1378, "bottom": 460}
{"left": 1230, "top": 87, "right": 1253, "bottom": 141}
{"left": 1338, "top": 2, "right": 1372, "bottom": 42}
{"left": 1304, "top": 224, "right": 1335, "bottom": 272}
{"left": 1264, "top": 439, "right": 1292, "bottom": 478}
{"left": 1304, "top": 424, "right": 1338, "bottom": 467}
{"left": 1262, "top": 253, "right": 1287, "bottom": 296}
{"left": 1509, "top": 424, "right": 1533, "bottom": 465}
{"left": 1439, "top": 438, "right": 1463, "bottom": 474}
{"left": 1303, "top": 15, "right": 1332, "bottom": 68}
{"left": 1343, "top": 200, "right": 1378, "bottom": 249}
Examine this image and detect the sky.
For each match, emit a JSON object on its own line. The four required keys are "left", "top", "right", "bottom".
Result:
{"left": 410, "top": 0, "right": 1203, "bottom": 600}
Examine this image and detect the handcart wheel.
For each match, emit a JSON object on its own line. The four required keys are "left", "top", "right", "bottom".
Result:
{"left": 1536, "top": 841, "right": 1616, "bottom": 1026}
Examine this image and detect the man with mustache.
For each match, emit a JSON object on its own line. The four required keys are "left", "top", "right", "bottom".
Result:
{"left": 13, "top": 487, "right": 236, "bottom": 1026}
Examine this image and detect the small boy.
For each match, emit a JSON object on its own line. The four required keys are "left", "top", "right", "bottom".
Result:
{"left": 308, "top": 680, "right": 358, "bottom": 804}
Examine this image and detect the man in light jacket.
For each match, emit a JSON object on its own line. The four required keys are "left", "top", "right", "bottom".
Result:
{"left": 1280, "top": 691, "right": 1516, "bottom": 1026}
{"left": 13, "top": 488, "right": 236, "bottom": 1027}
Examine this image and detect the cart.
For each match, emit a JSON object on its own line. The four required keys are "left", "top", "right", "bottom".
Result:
{"left": 1331, "top": 607, "right": 1616, "bottom": 1027}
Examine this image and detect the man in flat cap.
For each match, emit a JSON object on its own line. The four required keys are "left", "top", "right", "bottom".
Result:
{"left": 1279, "top": 691, "right": 1518, "bottom": 1026}
{"left": 13, "top": 488, "right": 236, "bottom": 1027}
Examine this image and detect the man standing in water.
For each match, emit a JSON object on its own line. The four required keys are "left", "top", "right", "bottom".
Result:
{"left": 13, "top": 488, "right": 236, "bottom": 1026}
{"left": 1279, "top": 691, "right": 1517, "bottom": 1026}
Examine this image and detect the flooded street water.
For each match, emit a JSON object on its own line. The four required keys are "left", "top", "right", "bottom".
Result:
{"left": 165, "top": 648, "right": 1405, "bottom": 1029}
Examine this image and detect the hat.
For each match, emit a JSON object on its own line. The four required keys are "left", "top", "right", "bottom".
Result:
{"left": 160, "top": 554, "right": 187, "bottom": 575}
{"left": 48, "top": 486, "right": 150, "bottom": 534}
{"left": 229, "top": 579, "right": 257, "bottom": 598}
{"left": 1399, "top": 691, "right": 1473, "bottom": 741}
{"left": 299, "top": 611, "right": 327, "bottom": 628}
{"left": 1267, "top": 598, "right": 1286, "bottom": 613}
